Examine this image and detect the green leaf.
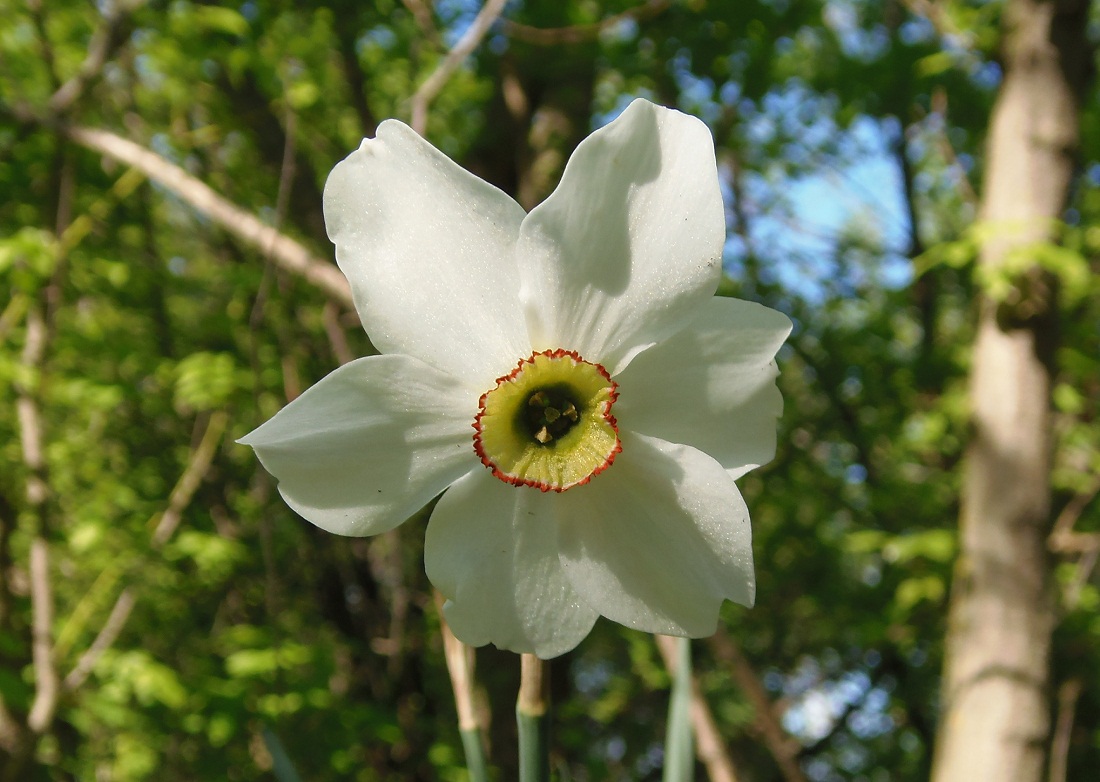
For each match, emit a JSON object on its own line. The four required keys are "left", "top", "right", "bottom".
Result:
{"left": 193, "top": 6, "right": 249, "bottom": 37}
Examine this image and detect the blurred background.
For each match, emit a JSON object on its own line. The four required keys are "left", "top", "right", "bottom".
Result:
{"left": 1, "top": 0, "right": 1098, "bottom": 780}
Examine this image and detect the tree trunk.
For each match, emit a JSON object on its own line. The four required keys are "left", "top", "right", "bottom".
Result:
{"left": 931, "top": 2, "right": 1090, "bottom": 782}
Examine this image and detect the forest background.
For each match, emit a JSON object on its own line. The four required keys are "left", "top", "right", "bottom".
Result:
{"left": 1, "top": 0, "right": 1099, "bottom": 780}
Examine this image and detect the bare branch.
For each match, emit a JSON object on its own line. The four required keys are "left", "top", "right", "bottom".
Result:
{"left": 410, "top": 0, "right": 509, "bottom": 135}
{"left": 63, "top": 125, "right": 354, "bottom": 309}
{"left": 64, "top": 410, "right": 228, "bottom": 692}
{"left": 151, "top": 411, "right": 229, "bottom": 547}
{"left": 1048, "top": 678, "right": 1083, "bottom": 782}
{"left": 25, "top": 539, "right": 58, "bottom": 734}
{"left": 322, "top": 300, "right": 356, "bottom": 365}
{"left": 898, "top": 0, "right": 975, "bottom": 49}
{"left": 62, "top": 589, "right": 136, "bottom": 692}
{"left": 401, "top": 0, "right": 441, "bottom": 47}
{"left": 26, "top": 0, "right": 61, "bottom": 91}
{"left": 15, "top": 305, "right": 61, "bottom": 735}
{"left": 1049, "top": 472, "right": 1100, "bottom": 547}
{"left": 928, "top": 88, "right": 979, "bottom": 208}
{"left": 654, "top": 634, "right": 744, "bottom": 782}
{"left": 707, "top": 630, "right": 808, "bottom": 782}
{"left": 503, "top": 0, "right": 670, "bottom": 46}
{"left": 48, "top": 0, "right": 148, "bottom": 115}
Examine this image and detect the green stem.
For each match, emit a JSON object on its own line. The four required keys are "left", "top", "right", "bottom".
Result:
{"left": 517, "top": 653, "right": 550, "bottom": 782}
{"left": 435, "top": 592, "right": 489, "bottom": 782}
{"left": 459, "top": 727, "right": 489, "bottom": 782}
{"left": 661, "top": 636, "right": 694, "bottom": 782}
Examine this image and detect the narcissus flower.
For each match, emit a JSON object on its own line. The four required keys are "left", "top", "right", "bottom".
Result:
{"left": 240, "top": 99, "right": 791, "bottom": 659}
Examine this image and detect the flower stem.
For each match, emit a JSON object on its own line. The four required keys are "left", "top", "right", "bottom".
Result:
{"left": 459, "top": 727, "right": 489, "bottom": 782}
{"left": 435, "top": 592, "right": 489, "bottom": 782}
{"left": 517, "top": 653, "right": 550, "bottom": 782}
{"left": 660, "top": 636, "right": 694, "bottom": 782}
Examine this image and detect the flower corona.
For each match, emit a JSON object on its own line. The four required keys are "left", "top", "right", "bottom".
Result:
{"left": 473, "top": 349, "right": 621, "bottom": 492}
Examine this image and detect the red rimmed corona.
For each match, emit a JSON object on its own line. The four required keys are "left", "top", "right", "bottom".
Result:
{"left": 473, "top": 349, "right": 621, "bottom": 492}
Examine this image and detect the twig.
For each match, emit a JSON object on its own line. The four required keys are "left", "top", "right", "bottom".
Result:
{"left": 0, "top": 295, "right": 29, "bottom": 346}
{"left": 655, "top": 634, "right": 743, "bottom": 782}
{"left": 929, "top": 88, "right": 979, "bottom": 207}
{"left": 151, "top": 411, "right": 228, "bottom": 547}
{"left": 322, "top": 301, "right": 356, "bottom": 365}
{"left": 62, "top": 589, "right": 135, "bottom": 692}
{"left": 1049, "top": 472, "right": 1100, "bottom": 546}
{"left": 898, "top": 0, "right": 975, "bottom": 49}
{"left": 785, "top": 338, "right": 877, "bottom": 488}
{"left": 62, "top": 125, "right": 353, "bottom": 308}
{"left": 48, "top": 0, "right": 148, "bottom": 115}
{"left": 1066, "top": 546, "right": 1099, "bottom": 610}
{"left": 401, "top": 0, "right": 441, "bottom": 47}
{"left": 707, "top": 630, "right": 807, "bottom": 782}
{"left": 63, "top": 410, "right": 228, "bottom": 690}
{"left": 503, "top": 0, "right": 671, "bottom": 46}
{"left": 26, "top": 0, "right": 61, "bottom": 91}
{"left": 1048, "top": 678, "right": 1083, "bottom": 782}
{"left": 410, "top": 0, "right": 509, "bottom": 135}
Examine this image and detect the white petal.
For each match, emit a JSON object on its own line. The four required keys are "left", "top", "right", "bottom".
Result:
{"left": 517, "top": 99, "right": 725, "bottom": 375}
{"left": 239, "top": 355, "right": 477, "bottom": 536}
{"left": 556, "top": 433, "right": 754, "bottom": 636}
{"left": 615, "top": 297, "right": 792, "bottom": 479}
{"left": 324, "top": 120, "right": 529, "bottom": 388}
{"left": 425, "top": 470, "right": 599, "bottom": 658}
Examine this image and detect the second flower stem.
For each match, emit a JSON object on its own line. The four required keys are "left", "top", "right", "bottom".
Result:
{"left": 517, "top": 653, "right": 550, "bottom": 782}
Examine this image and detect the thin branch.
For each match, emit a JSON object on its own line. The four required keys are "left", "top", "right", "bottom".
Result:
{"left": 62, "top": 125, "right": 354, "bottom": 308}
{"left": 25, "top": 539, "right": 58, "bottom": 734}
{"left": 322, "top": 300, "right": 356, "bottom": 365}
{"left": 898, "top": 0, "right": 975, "bottom": 49}
{"left": 47, "top": 0, "right": 147, "bottom": 115}
{"left": 336, "top": 26, "right": 379, "bottom": 138}
{"left": 928, "top": 88, "right": 979, "bottom": 207}
{"left": 26, "top": 0, "right": 61, "bottom": 91}
{"left": 655, "top": 634, "right": 743, "bottom": 782}
{"left": 0, "top": 294, "right": 29, "bottom": 347}
{"left": 16, "top": 305, "right": 60, "bottom": 735}
{"left": 1066, "top": 546, "right": 1099, "bottom": 610}
{"left": 1048, "top": 677, "right": 1083, "bottom": 782}
{"left": 401, "top": 0, "right": 441, "bottom": 47}
{"left": 63, "top": 410, "right": 228, "bottom": 691}
{"left": 410, "top": 0, "right": 509, "bottom": 135}
{"left": 151, "top": 411, "right": 228, "bottom": 547}
{"left": 503, "top": 0, "right": 671, "bottom": 46}
{"left": 62, "top": 589, "right": 135, "bottom": 692}
{"left": 1048, "top": 475, "right": 1100, "bottom": 599}
{"left": 1049, "top": 472, "right": 1100, "bottom": 546}
{"left": 706, "top": 631, "right": 807, "bottom": 782}
{"left": 785, "top": 338, "right": 877, "bottom": 487}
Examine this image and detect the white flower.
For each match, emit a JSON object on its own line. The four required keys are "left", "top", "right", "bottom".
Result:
{"left": 240, "top": 99, "right": 791, "bottom": 659}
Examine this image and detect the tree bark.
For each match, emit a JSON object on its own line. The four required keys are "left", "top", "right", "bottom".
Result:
{"left": 931, "top": 2, "right": 1090, "bottom": 782}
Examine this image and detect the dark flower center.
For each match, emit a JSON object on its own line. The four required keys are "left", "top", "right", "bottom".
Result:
{"left": 524, "top": 387, "right": 581, "bottom": 444}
